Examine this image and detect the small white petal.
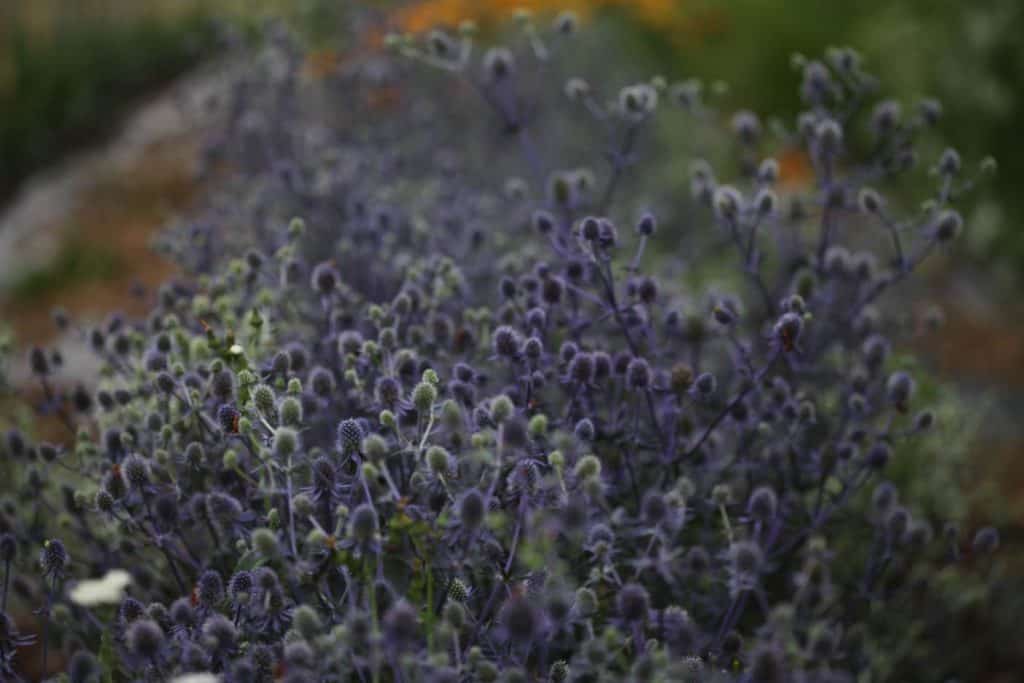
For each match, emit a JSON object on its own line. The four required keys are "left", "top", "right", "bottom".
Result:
{"left": 170, "top": 675, "right": 221, "bottom": 683}
{"left": 68, "top": 569, "right": 132, "bottom": 607}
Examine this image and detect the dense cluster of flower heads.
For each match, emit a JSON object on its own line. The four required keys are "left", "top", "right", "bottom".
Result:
{"left": 0, "top": 9, "right": 1005, "bottom": 683}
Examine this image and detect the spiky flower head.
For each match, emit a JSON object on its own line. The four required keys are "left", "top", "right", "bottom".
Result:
{"left": 41, "top": 538, "right": 69, "bottom": 582}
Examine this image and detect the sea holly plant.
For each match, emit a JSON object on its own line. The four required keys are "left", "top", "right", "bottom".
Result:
{"left": 0, "top": 10, "right": 1006, "bottom": 683}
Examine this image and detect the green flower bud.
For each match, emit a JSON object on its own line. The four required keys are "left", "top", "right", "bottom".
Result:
{"left": 361, "top": 340, "right": 381, "bottom": 363}
{"left": 292, "top": 493, "right": 313, "bottom": 519}
{"left": 441, "top": 400, "right": 463, "bottom": 430}
{"left": 549, "top": 660, "right": 569, "bottom": 683}
{"left": 528, "top": 414, "right": 548, "bottom": 437}
{"left": 548, "top": 450, "right": 565, "bottom": 469}
{"left": 305, "top": 528, "right": 328, "bottom": 549}
{"left": 412, "top": 381, "right": 437, "bottom": 413}
{"left": 362, "top": 434, "right": 388, "bottom": 462}
{"left": 253, "top": 384, "right": 276, "bottom": 417}
{"left": 573, "top": 455, "right": 601, "bottom": 480}
{"left": 334, "top": 504, "right": 349, "bottom": 522}
{"left": 378, "top": 327, "right": 398, "bottom": 351}
{"left": 278, "top": 396, "right": 303, "bottom": 427}
{"left": 490, "top": 395, "right": 514, "bottom": 424}
{"left": 427, "top": 446, "right": 450, "bottom": 474}
{"left": 273, "top": 427, "right": 300, "bottom": 458}
{"left": 443, "top": 601, "right": 466, "bottom": 629}
{"left": 292, "top": 605, "right": 321, "bottom": 640}
{"left": 238, "top": 416, "right": 253, "bottom": 436}
{"left": 252, "top": 528, "right": 279, "bottom": 557}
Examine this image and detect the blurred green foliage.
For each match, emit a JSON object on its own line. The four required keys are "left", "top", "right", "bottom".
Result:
{"left": 0, "top": 4, "right": 216, "bottom": 202}
{"left": 7, "top": 234, "right": 123, "bottom": 301}
{"left": 0, "top": 0, "right": 384, "bottom": 204}
{"left": 607, "top": 0, "right": 1023, "bottom": 271}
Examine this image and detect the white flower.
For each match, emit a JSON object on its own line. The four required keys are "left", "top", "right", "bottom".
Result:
{"left": 170, "top": 674, "right": 220, "bottom": 683}
{"left": 68, "top": 569, "right": 132, "bottom": 607}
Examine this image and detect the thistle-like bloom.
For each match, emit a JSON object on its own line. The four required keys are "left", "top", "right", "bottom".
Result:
{"left": 337, "top": 419, "right": 364, "bottom": 455}
{"left": 40, "top": 539, "right": 69, "bottom": 584}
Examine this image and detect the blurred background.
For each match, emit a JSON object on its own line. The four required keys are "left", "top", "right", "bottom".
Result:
{"left": 1, "top": 0, "right": 1022, "bottom": 679}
